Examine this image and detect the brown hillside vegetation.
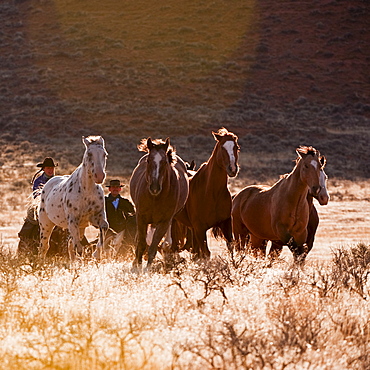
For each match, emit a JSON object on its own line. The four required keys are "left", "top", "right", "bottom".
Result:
{"left": 0, "top": 0, "right": 369, "bottom": 181}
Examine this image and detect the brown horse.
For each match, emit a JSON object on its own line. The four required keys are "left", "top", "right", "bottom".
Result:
{"left": 232, "top": 146, "right": 323, "bottom": 263}
{"left": 129, "top": 137, "right": 189, "bottom": 270}
{"left": 264, "top": 161, "right": 329, "bottom": 259}
{"left": 175, "top": 128, "right": 240, "bottom": 258}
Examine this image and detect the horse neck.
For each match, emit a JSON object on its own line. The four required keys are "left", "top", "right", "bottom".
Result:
{"left": 79, "top": 155, "right": 95, "bottom": 190}
{"left": 205, "top": 144, "right": 228, "bottom": 185}
{"left": 280, "top": 161, "right": 309, "bottom": 202}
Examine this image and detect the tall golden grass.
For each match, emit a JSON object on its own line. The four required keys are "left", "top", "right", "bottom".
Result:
{"left": 0, "top": 241, "right": 369, "bottom": 369}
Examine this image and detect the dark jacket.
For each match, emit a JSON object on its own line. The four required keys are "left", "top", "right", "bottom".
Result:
{"left": 105, "top": 194, "right": 135, "bottom": 233}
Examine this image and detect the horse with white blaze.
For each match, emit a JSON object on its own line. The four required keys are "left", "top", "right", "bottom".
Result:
{"left": 38, "top": 136, "right": 109, "bottom": 260}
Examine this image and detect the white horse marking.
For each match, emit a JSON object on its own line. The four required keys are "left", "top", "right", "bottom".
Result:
{"left": 153, "top": 152, "right": 162, "bottom": 180}
{"left": 310, "top": 159, "right": 318, "bottom": 170}
{"left": 317, "top": 168, "right": 329, "bottom": 205}
{"left": 38, "top": 136, "right": 109, "bottom": 261}
{"left": 223, "top": 140, "right": 237, "bottom": 172}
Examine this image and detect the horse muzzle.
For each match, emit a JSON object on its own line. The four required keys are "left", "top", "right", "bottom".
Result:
{"left": 227, "top": 165, "right": 239, "bottom": 178}
{"left": 311, "top": 185, "right": 321, "bottom": 197}
{"left": 95, "top": 172, "right": 105, "bottom": 184}
{"left": 317, "top": 192, "right": 329, "bottom": 206}
{"left": 149, "top": 183, "right": 162, "bottom": 196}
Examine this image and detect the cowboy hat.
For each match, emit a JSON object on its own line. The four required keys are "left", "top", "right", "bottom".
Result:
{"left": 106, "top": 179, "right": 125, "bottom": 187}
{"left": 36, "top": 157, "right": 58, "bottom": 168}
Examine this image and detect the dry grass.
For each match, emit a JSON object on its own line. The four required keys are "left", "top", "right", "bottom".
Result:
{"left": 0, "top": 243, "right": 369, "bottom": 369}
{"left": 0, "top": 181, "right": 369, "bottom": 370}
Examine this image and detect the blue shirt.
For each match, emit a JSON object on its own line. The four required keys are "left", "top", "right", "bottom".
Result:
{"left": 33, "top": 173, "right": 53, "bottom": 198}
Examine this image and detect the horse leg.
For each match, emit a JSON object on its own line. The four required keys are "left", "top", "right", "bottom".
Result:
{"left": 92, "top": 219, "right": 109, "bottom": 260}
{"left": 147, "top": 222, "right": 170, "bottom": 267}
{"left": 170, "top": 219, "right": 185, "bottom": 253}
{"left": 133, "top": 220, "right": 148, "bottom": 269}
{"left": 67, "top": 220, "right": 83, "bottom": 262}
{"left": 306, "top": 205, "right": 319, "bottom": 254}
{"left": 75, "top": 227, "right": 86, "bottom": 256}
{"left": 159, "top": 224, "right": 172, "bottom": 257}
{"left": 38, "top": 216, "right": 55, "bottom": 259}
{"left": 218, "top": 217, "right": 233, "bottom": 251}
{"left": 193, "top": 227, "right": 210, "bottom": 259}
{"left": 275, "top": 223, "right": 304, "bottom": 262}
{"left": 184, "top": 227, "right": 193, "bottom": 251}
{"left": 268, "top": 240, "right": 284, "bottom": 260}
{"left": 288, "top": 229, "right": 309, "bottom": 264}
{"left": 248, "top": 234, "right": 266, "bottom": 258}
{"left": 231, "top": 215, "right": 249, "bottom": 251}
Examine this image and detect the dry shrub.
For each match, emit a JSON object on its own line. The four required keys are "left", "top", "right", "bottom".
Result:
{"left": 332, "top": 243, "right": 370, "bottom": 299}
{"left": 0, "top": 244, "right": 369, "bottom": 369}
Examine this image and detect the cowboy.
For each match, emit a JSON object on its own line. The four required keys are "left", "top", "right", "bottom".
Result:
{"left": 105, "top": 179, "right": 135, "bottom": 233}
{"left": 18, "top": 157, "right": 61, "bottom": 254}
{"left": 31, "top": 157, "right": 58, "bottom": 197}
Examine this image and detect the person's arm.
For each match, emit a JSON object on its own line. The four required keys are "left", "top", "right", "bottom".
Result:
{"left": 119, "top": 198, "right": 135, "bottom": 216}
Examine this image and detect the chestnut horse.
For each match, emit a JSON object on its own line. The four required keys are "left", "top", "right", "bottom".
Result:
{"left": 267, "top": 162, "right": 329, "bottom": 259}
{"left": 232, "top": 146, "right": 323, "bottom": 263}
{"left": 175, "top": 128, "right": 240, "bottom": 258}
{"left": 129, "top": 138, "right": 189, "bottom": 270}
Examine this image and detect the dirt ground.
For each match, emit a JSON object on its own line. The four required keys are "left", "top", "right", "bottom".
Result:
{"left": 3, "top": 198, "right": 370, "bottom": 263}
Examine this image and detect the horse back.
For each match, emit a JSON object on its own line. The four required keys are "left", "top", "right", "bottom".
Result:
{"left": 233, "top": 184, "right": 277, "bottom": 240}
{"left": 173, "top": 156, "right": 189, "bottom": 213}
{"left": 129, "top": 160, "right": 147, "bottom": 207}
{"left": 186, "top": 165, "right": 231, "bottom": 228}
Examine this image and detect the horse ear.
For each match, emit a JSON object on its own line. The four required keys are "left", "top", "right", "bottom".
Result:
{"left": 97, "top": 136, "right": 105, "bottom": 147}
{"left": 296, "top": 147, "right": 308, "bottom": 159}
{"left": 83, "top": 136, "right": 90, "bottom": 147}
{"left": 212, "top": 132, "right": 221, "bottom": 142}
{"left": 320, "top": 155, "right": 326, "bottom": 168}
{"left": 147, "top": 137, "right": 153, "bottom": 149}
{"left": 165, "top": 137, "right": 170, "bottom": 150}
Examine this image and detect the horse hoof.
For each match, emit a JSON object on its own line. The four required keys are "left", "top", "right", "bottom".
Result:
{"left": 92, "top": 249, "right": 101, "bottom": 260}
{"left": 131, "top": 265, "right": 142, "bottom": 274}
{"left": 144, "top": 263, "right": 153, "bottom": 273}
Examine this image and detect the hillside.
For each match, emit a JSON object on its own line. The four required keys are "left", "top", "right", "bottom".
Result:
{"left": 0, "top": 0, "right": 369, "bottom": 183}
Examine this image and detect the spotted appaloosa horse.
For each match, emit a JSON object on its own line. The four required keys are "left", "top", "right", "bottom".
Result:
{"left": 38, "top": 136, "right": 109, "bottom": 261}
{"left": 174, "top": 128, "right": 240, "bottom": 259}
{"left": 232, "top": 146, "right": 323, "bottom": 263}
{"left": 129, "top": 137, "right": 189, "bottom": 270}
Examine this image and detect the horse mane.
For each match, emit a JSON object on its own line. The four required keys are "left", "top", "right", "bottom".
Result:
{"left": 213, "top": 127, "right": 239, "bottom": 143}
{"left": 138, "top": 138, "right": 177, "bottom": 164}
{"left": 296, "top": 145, "right": 318, "bottom": 157}
{"left": 84, "top": 135, "right": 105, "bottom": 147}
{"left": 295, "top": 145, "right": 326, "bottom": 169}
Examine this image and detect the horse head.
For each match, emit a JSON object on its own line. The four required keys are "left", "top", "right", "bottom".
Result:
{"left": 82, "top": 135, "right": 108, "bottom": 184}
{"left": 312, "top": 156, "right": 329, "bottom": 205}
{"left": 213, "top": 127, "right": 240, "bottom": 177}
{"left": 296, "top": 146, "right": 322, "bottom": 197}
{"left": 144, "top": 137, "right": 174, "bottom": 196}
